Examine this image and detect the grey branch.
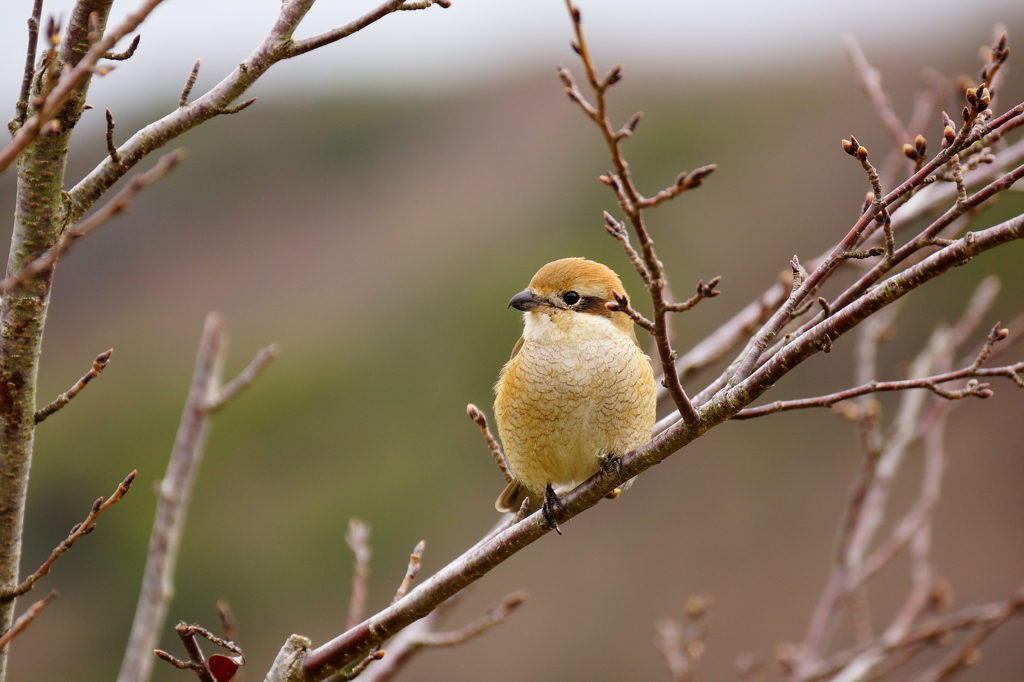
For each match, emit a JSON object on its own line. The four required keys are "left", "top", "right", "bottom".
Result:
{"left": 117, "top": 314, "right": 275, "bottom": 682}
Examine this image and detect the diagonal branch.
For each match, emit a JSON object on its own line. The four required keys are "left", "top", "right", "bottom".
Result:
{"left": 732, "top": 358, "right": 1019, "bottom": 419}
{"left": 0, "top": 591, "right": 56, "bottom": 650}
{"left": 0, "top": 150, "right": 186, "bottom": 296}
{"left": 0, "top": 0, "right": 167, "bottom": 174}
{"left": 35, "top": 349, "right": 113, "bottom": 423}
{"left": 0, "top": 471, "right": 135, "bottom": 602}
{"left": 65, "top": 0, "right": 449, "bottom": 225}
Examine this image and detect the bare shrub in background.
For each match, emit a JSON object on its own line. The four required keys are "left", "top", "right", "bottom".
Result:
{"left": 1, "top": 0, "right": 1022, "bottom": 681}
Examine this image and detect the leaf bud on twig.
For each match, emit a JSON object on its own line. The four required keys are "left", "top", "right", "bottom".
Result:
{"left": 915, "top": 134, "right": 927, "bottom": 157}
{"left": 903, "top": 144, "right": 917, "bottom": 161}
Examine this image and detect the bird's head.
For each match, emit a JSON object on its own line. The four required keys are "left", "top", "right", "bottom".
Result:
{"left": 508, "top": 258, "right": 635, "bottom": 335}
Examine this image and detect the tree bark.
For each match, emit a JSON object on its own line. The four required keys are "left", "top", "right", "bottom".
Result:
{"left": 0, "top": 2, "right": 112, "bottom": 678}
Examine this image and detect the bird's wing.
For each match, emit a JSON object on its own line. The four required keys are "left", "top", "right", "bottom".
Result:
{"left": 509, "top": 336, "right": 525, "bottom": 360}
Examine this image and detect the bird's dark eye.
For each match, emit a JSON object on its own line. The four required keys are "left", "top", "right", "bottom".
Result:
{"left": 563, "top": 291, "right": 581, "bottom": 305}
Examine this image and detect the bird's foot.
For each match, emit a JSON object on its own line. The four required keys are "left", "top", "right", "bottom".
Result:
{"left": 598, "top": 453, "right": 624, "bottom": 486}
{"left": 542, "top": 484, "right": 564, "bottom": 535}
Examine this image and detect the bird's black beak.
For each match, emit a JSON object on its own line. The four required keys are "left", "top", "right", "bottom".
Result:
{"left": 508, "top": 289, "right": 546, "bottom": 311}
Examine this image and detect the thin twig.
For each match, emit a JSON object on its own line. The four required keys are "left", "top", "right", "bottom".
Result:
{"left": 0, "top": 471, "right": 135, "bottom": 602}
{"left": 346, "top": 519, "right": 372, "bottom": 631}
{"left": 844, "top": 35, "right": 908, "bottom": 146}
{"left": 336, "top": 648, "right": 384, "bottom": 681}
{"left": 12, "top": 0, "right": 44, "bottom": 129}
{"left": 416, "top": 591, "right": 528, "bottom": 647}
{"left": 35, "top": 349, "right": 113, "bottom": 423}
{"left": 217, "top": 600, "right": 238, "bottom": 645}
{"left": 466, "top": 404, "right": 512, "bottom": 484}
{"left": 732, "top": 359, "right": 1019, "bottom": 419}
{"left": 393, "top": 541, "right": 425, "bottom": 604}
{"left": 1, "top": 149, "right": 187, "bottom": 295}
{"left": 561, "top": 0, "right": 701, "bottom": 423}
{"left": 0, "top": 591, "right": 56, "bottom": 650}
{"left": 180, "top": 59, "right": 201, "bottom": 108}
{"left": 207, "top": 344, "right": 280, "bottom": 413}
{"left": 105, "top": 108, "right": 121, "bottom": 163}
{"left": 103, "top": 34, "right": 141, "bottom": 61}
{"left": 0, "top": 0, "right": 170, "bottom": 174}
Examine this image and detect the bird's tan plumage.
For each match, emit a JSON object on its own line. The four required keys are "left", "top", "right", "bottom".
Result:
{"left": 493, "top": 258, "right": 657, "bottom": 513}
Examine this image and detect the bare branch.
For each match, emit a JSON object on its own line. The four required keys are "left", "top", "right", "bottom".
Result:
{"left": 336, "top": 648, "right": 384, "bottom": 681}
{"left": 35, "top": 349, "right": 113, "bottom": 423}
{"left": 561, "top": 0, "right": 701, "bottom": 423}
{"left": 844, "top": 35, "right": 908, "bottom": 146}
{"left": 466, "top": 404, "right": 512, "bottom": 484}
{"left": 0, "top": 0, "right": 169, "bottom": 174}
{"left": 665, "top": 276, "right": 721, "bottom": 313}
{"left": 0, "top": 471, "right": 134, "bottom": 602}
{"left": 416, "top": 591, "right": 528, "bottom": 647}
{"left": 11, "top": 0, "right": 44, "bottom": 129}
{"left": 1, "top": 149, "right": 187, "bottom": 296}
{"left": 0, "top": 591, "right": 56, "bottom": 650}
{"left": 118, "top": 314, "right": 269, "bottom": 682}
{"left": 103, "top": 34, "right": 141, "bottom": 61}
{"left": 217, "top": 600, "right": 238, "bottom": 644}
{"left": 66, "top": 0, "right": 453, "bottom": 226}
{"left": 732, "top": 358, "right": 1019, "bottom": 419}
{"left": 105, "top": 108, "right": 122, "bottom": 163}
{"left": 287, "top": 0, "right": 449, "bottom": 58}
{"left": 346, "top": 519, "right": 372, "bottom": 631}
{"left": 207, "top": 344, "right": 280, "bottom": 413}
{"left": 393, "top": 541, "right": 425, "bottom": 604}
{"left": 180, "top": 59, "right": 201, "bottom": 108}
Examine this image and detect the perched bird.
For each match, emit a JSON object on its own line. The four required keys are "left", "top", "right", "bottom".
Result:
{"left": 493, "top": 257, "right": 657, "bottom": 532}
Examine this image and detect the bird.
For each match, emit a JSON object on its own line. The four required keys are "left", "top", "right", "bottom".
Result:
{"left": 493, "top": 257, "right": 657, "bottom": 532}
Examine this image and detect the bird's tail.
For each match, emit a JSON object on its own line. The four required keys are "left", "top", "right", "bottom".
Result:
{"left": 495, "top": 478, "right": 533, "bottom": 513}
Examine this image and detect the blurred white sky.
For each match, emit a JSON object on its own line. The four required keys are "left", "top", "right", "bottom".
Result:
{"left": 1, "top": 0, "right": 1021, "bottom": 113}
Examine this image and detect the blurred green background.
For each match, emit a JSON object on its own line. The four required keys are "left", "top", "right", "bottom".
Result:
{"left": 1, "top": 5, "right": 1023, "bottom": 682}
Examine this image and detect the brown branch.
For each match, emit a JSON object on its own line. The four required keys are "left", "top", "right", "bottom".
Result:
{"left": 732, "top": 358, "right": 1019, "bottom": 419}
{"left": 393, "top": 541, "right": 425, "bottom": 604}
{"left": 180, "top": 59, "right": 201, "bottom": 108}
{"left": 217, "top": 600, "right": 238, "bottom": 645}
{"left": 118, "top": 314, "right": 272, "bottom": 682}
{"left": 346, "top": 519, "right": 372, "bottom": 631}
{"left": 0, "top": 0, "right": 169, "bottom": 174}
{"left": 157, "top": 622, "right": 246, "bottom": 682}
{"left": 336, "top": 648, "right": 384, "bottom": 681}
{"left": 665, "top": 276, "right": 721, "bottom": 313}
{"left": 103, "top": 34, "right": 141, "bottom": 61}
{"left": 415, "top": 591, "right": 527, "bottom": 647}
{"left": 560, "top": 0, "right": 700, "bottom": 423}
{"left": 0, "top": 591, "right": 56, "bottom": 650}
{"left": 34, "top": 349, "right": 113, "bottom": 423}
{"left": 0, "top": 471, "right": 135, "bottom": 602}
{"left": 466, "top": 405, "right": 511, "bottom": 484}
{"left": 0, "top": 149, "right": 187, "bottom": 296}
{"left": 11, "top": 0, "right": 44, "bottom": 129}
{"left": 105, "top": 108, "right": 121, "bottom": 163}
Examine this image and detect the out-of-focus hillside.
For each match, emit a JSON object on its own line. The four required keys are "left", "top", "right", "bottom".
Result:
{"left": 0, "top": 19, "right": 1022, "bottom": 682}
